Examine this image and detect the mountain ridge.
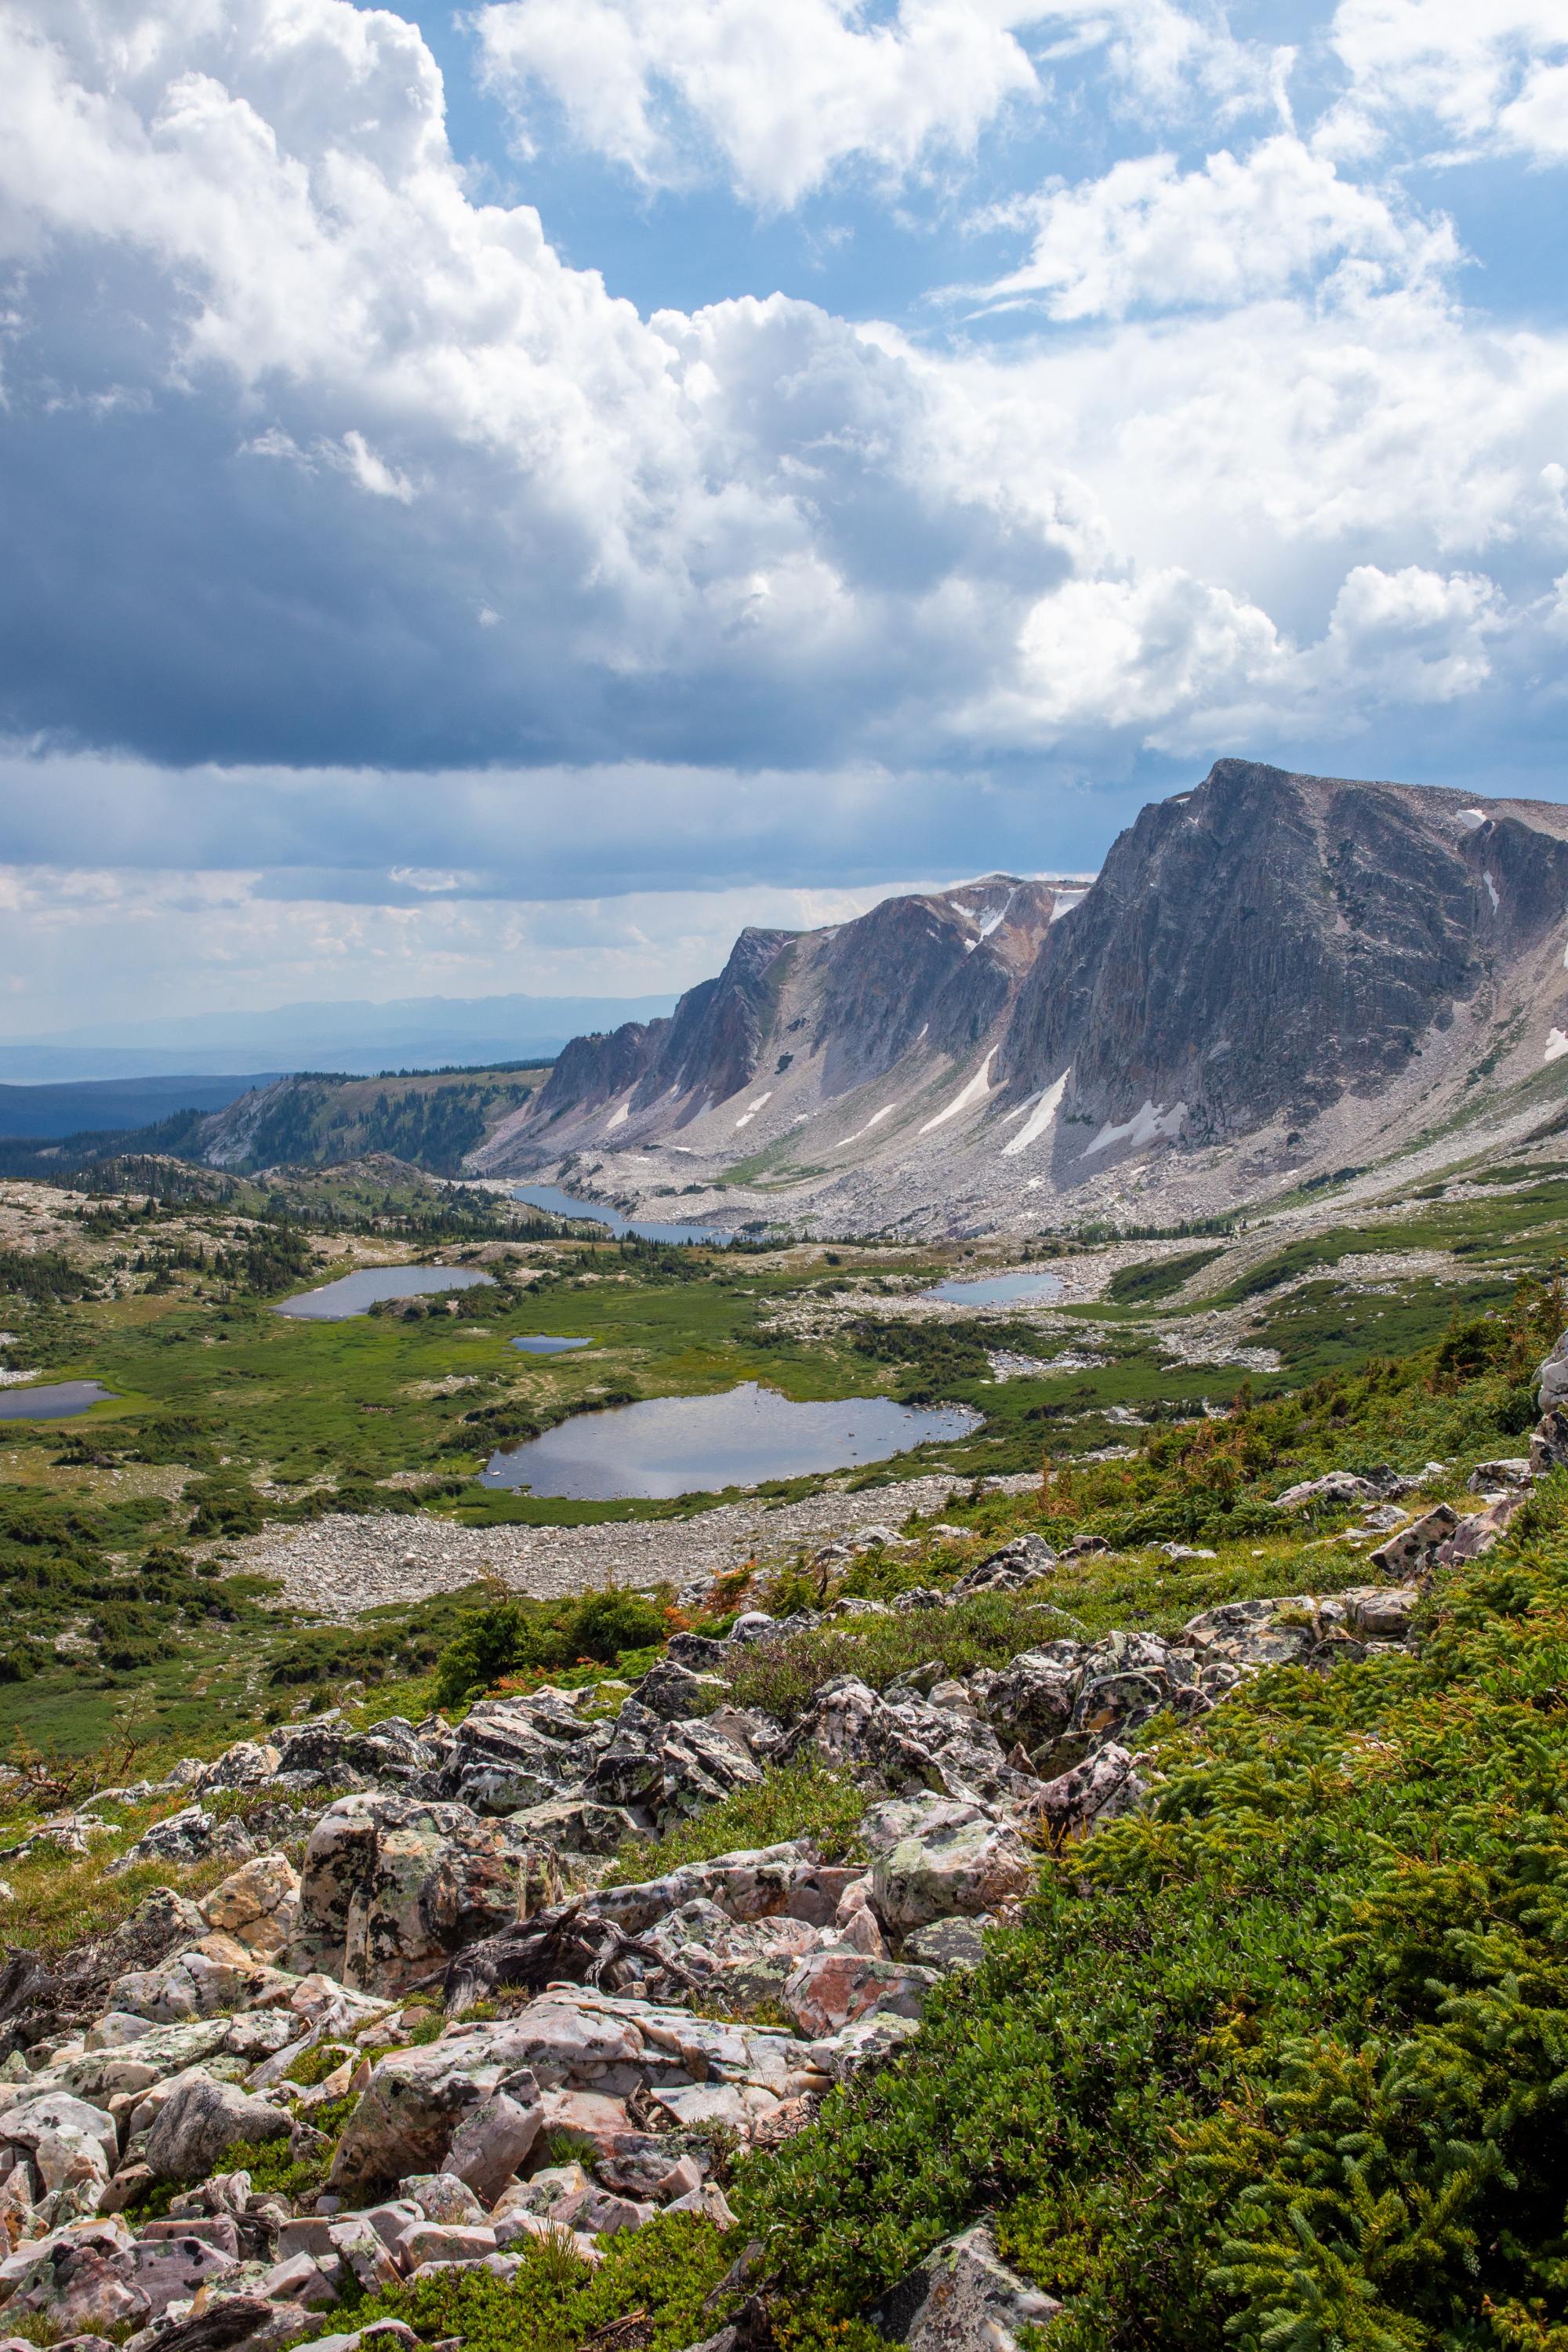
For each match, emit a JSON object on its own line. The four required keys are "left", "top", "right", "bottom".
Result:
{"left": 469, "top": 759, "right": 1568, "bottom": 1236}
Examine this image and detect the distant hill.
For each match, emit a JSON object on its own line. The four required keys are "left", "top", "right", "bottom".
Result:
{"left": 185, "top": 1065, "right": 554, "bottom": 1177}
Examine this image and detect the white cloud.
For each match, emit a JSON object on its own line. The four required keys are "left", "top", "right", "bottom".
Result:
{"left": 1327, "top": 0, "right": 1568, "bottom": 162}
{"left": 474, "top": 0, "right": 1286, "bottom": 211}
{"left": 477, "top": 0, "right": 1040, "bottom": 210}
{"left": 975, "top": 135, "right": 1454, "bottom": 319}
{"left": 0, "top": 860, "right": 920, "bottom": 1033}
{"left": 1310, "top": 562, "right": 1503, "bottom": 702}
{"left": 2, "top": 0, "right": 1568, "bottom": 850}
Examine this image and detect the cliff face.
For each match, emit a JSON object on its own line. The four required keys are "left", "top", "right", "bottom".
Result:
{"left": 996, "top": 760, "right": 1568, "bottom": 1167}
{"left": 484, "top": 876, "right": 1069, "bottom": 1163}
{"left": 471, "top": 762, "right": 1568, "bottom": 1229}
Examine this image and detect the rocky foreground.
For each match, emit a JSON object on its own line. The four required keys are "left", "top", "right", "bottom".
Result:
{"left": 0, "top": 1434, "right": 1545, "bottom": 2352}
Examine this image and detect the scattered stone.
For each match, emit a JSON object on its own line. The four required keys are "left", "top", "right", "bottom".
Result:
{"left": 874, "top": 2221, "right": 1062, "bottom": 2352}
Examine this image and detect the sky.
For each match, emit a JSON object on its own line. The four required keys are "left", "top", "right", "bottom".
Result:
{"left": 2, "top": 0, "right": 1567, "bottom": 1036}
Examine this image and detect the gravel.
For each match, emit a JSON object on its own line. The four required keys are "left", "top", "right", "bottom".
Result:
{"left": 235, "top": 1472, "right": 1044, "bottom": 1620}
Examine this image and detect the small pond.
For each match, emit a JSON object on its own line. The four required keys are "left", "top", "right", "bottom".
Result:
{"left": 274, "top": 1267, "right": 494, "bottom": 1321}
{"left": 0, "top": 1381, "right": 117, "bottom": 1421}
{"left": 512, "top": 1336, "right": 592, "bottom": 1356}
{"left": 513, "top": 1182, "right": 734, "bottom": 1248}
{"left": 480, "top": 1379, "right": 980, "bottom": 1500}
{"left": 923, "top": 1269, "right": 1065, "bottom": 1308}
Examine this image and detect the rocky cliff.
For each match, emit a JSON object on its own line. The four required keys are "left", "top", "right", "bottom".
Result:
{"left": 477, "top": 759, "right": 1568, "bottom": 1234}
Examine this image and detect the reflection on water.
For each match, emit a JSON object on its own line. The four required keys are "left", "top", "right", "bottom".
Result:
{"left": 0, "top": 1381, "right": 117, "bottom": 1421}
{"left": 274, "top": 1267, "right": 494, "bottom": 1320}
{"left": 513, "top": 1182, "right": 733, "bottom": 1247}
{"left": 923, "top": 1270, "right": 1065, "bottom": 1307}
{"left": 512, "top": 1336, "right": 592, "bottom": 1355}
{"left": 481, "top": 1378, "right": 980, "bottom": 1500}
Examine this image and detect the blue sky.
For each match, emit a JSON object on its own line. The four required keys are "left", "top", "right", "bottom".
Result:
{"left": 2, "top": 0, "right": 1566, "bottom": 1033}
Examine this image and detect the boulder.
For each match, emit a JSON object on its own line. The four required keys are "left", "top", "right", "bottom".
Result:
{"left": 864, "top": 1797, "right": 1033, "bottom": 1931}
{"left": 1029, "top": 1744, "right": 1145, "bottom": 1842}
{"left": 874, "top": 2221, "right": 1062, "bottom": 2352}
{"left": 144, "top": 2072, "right": 289, "bottom": 2183}
{"left": 779, "top": 1954, "right": 936, "bottom": 2038}
{"left": 327, "top": 2044, "right": 539, "bottom": 2198}
{"left": 1370, "top": 1505, "right": 1461, "bottom": 1577}
{"left": 200, "top": 1855, "right": 300, "bottom": 1961}
{"left": 1536, "top": 1329, "right": 1568, "bottom": 1411}
{"left": 291, "top": 1795, "right": 540, "bottom": 1993}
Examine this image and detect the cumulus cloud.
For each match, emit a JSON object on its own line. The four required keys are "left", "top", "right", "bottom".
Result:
{"left": 973, "top": 136, "right": 1456, "bottom": 318}
{"left": 3, "top": 0, "right": 1568, "bottom": 1036}
{"left": 474, "top": 0, "right": 1285, "bottom": 211}
{"left": 1327, "top": 0, "right": 1568, "bottom": 162}
{"left": 476, "top": 0, "right": 1038, "bottom": 210}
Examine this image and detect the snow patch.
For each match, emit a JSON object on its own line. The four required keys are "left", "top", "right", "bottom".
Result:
{"left": 833, "top": 1103, "right": 899, "bottom": 1150}
{"left": 1458, "top": 808, "right": 1487, "bottom": 829}
{"left": 919, "top": 1051, "right": 997, "bottom": 1134}
{"left": 1545, "top": 1030, "right": 1568, "bottom": 1065}
{"left": 1049, "top": 889, "right": 1087, "bottom": 922}
{"left": 1483, "top": 870, "right": 1499, "bottom": 912}
{"left": 1082, "top": 1100, "right": 1187, "bottom": 1157}
{"left": 1002, "top": 1069, "right": 1069, "bottom": 1158}
{"left": 604, "top": 1099, "right": 630, "bottom": 1131}
{"left": 733, "top": 1090, "right": 773, "bottom": 1131}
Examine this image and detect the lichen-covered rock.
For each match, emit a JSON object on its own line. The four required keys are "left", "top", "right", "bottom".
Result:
{"left": 200, "top": 1855, "right": 300, "bottom": 1961}
{"left": 290, "top": 1795, "right": 542, "bottom": 1992}
{"left": 874, "top": 2221, "right": 1062, "bottom": 2352}
{"left": 1030, "top": 1744, "right": 1145, "bottom": 1842}
{"left": 865, "top": 1795, "right": 1033, "bottom": 1932}
{"left": 143, "top": 2072, "right": 289, "bottom": 2183}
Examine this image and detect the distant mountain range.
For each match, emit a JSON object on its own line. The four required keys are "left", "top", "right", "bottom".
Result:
{"left": 0, "top": 991, "right": 678, "bottom": 1087}
{"left": 469, "top": 759, "right": 1568, "bottom": 1234}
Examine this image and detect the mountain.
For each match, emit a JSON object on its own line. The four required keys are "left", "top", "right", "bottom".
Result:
{"left": 470, "top": 760, "right": 1568, "bottom": 1235}
{"left": 0, "top": 991, "right": 678, "bottom": 1085}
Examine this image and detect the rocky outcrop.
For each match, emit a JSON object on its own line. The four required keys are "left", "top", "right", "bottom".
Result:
{"left": 472, "top": 763, "right": 1568, "bottom": 1232}
{"left": 0, "top": 1536, "right": 1460, "bottom": 2352}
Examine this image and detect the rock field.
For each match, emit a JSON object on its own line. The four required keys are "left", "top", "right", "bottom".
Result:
{"left": 236, "top": 1475, "right": 1045, "bottom": 1620}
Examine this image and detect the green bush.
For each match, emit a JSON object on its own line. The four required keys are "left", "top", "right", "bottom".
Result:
{"left": 431, "top": 1587, "right": 670, "bottom": 1708}
{"left": 352, "top": 2211, "right": 730, "bottom": 2352}
{"left": 737, "top": 1479, "right": 1568, "bottom": 2352}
